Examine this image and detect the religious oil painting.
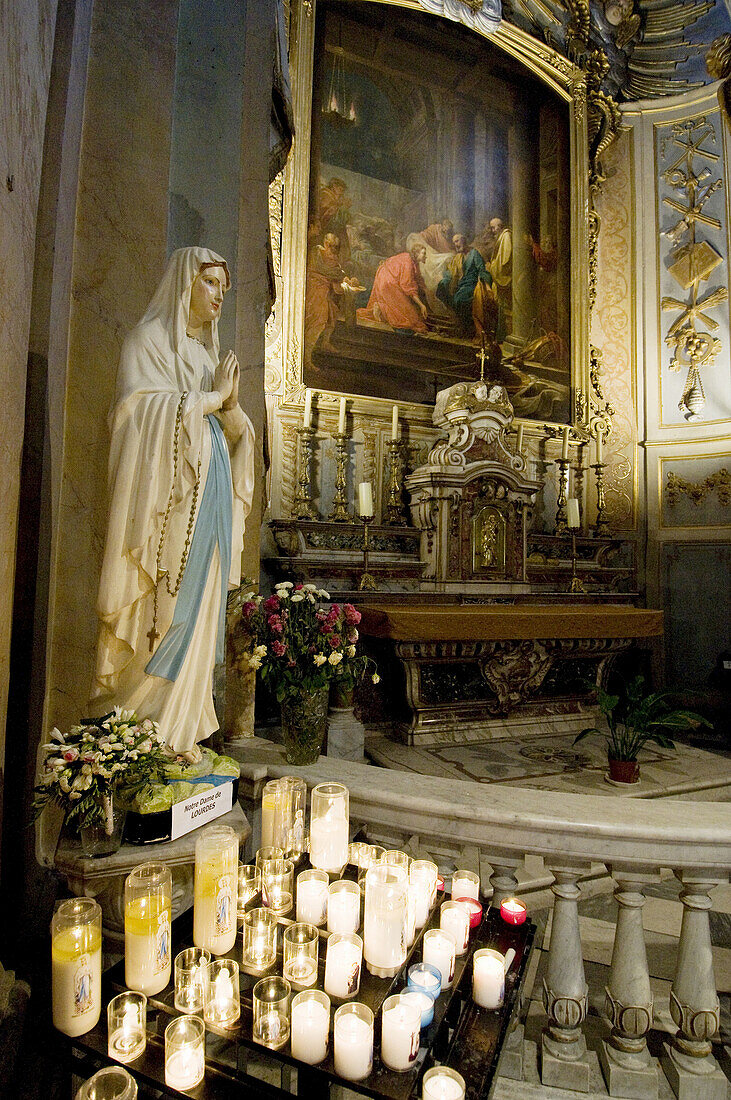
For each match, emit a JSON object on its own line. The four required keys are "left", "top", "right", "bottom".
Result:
{"left": 303, "top": 0, "right": 573, "bottom": 421}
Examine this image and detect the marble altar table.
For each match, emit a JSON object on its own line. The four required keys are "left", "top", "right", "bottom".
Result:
{"left": 358, "top": 603, "right": 664, "bottom": 744}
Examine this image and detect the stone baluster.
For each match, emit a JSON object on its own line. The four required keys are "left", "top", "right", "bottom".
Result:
{"left": 599, "top": 868, "right": 659, "bottom": 1098}
{"left": 490, "top": 855, "right": 529, "bottom": 1083}
{"left": 541, "top": 862, "right": 591, "bottom": 1093}
{"left": 661, "top": 871, "right": 728, "bottom": 1100}
{"left": 489, "top": 859, "right": 521, "bottom": 906}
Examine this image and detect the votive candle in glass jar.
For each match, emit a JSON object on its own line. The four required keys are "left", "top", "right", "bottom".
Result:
{"left": 296, "top": 868, "right": 329, "bottom": 926}
{"left": 364, "top": 862, "right": 408, "bottom": 978}
{"left": 451, "top": 869, "right": 479, "bottom": 902}
{"left": 349, "top": 841, "right": 370, "bottom": 869}
{"left": 423, "top": 928, "right": 456, "bottom": 991}
{"left": 204, "top": 959, "right": 240, "bottom": 1028}
{"left": 472, "top": 948, "right": 505, "bottom": 1009}
{"left": 283, "top": 922, "right": 319, "bottom": 989}
{"left": 124, "top": 861, "right": 171, "bottom": 996}
{"left": 422, "top": 1065, "right": 466, "bottom": 1100}
{"left": 309, "top": 783, "right": 349, "bottom": 873}
{"left": 261, "top": 857, "right": 294, "bottom": 915}
{"left": 261, "top": 778, "right": 280, "bottom": 849}
{"left": 237, "top": 864, "right": 260, "bottom": 917}
{"left": 324, "top": 932, "right": 362, "bottom": 1000}
{"left": 407, "top": 962, "right": 441, "bottom": 1001}
{"left": 174, "top": 947, "right": 210, "bottom": 1013}
{"left": 334, "top": 1002, "right": 373, "bottom": 1081}
{"left": 165, "top": 1015, "right": 205, "bottom": 1091}
{"left": 255, "top": 845, "right": 284, "bottom": 875}
{"left": 52, "top": 897, "right": 102, "bottom": 1037}
{"left": 454, "top": 897, "right": 483, "bottom": 929}
{"left": 380, "top": 993, "right": 421, "bottom": 1072}
{"left": 327, "top": 879, "right": 360, "bottom": 934}
{"left": 406, "top": 881, "right": 417, "bottom": 948}
{"left": 75, "top": 1066, "right": 138, "bottom": 1100}
{"left": 107, "top": 991, "right": 146, "bottom": 1063}
{"left": 253, "top": 975, "right": 291, "bottom": 1050}
{"left": 193, "top": 824, "right": 238, "bottom": 955}
{"left": 381, "top": 849, "right": 411, "bottom": 876}
{"left": 500, "top": 897, "right": 527, "bottom": 925}
{"left": 400, "top": 988, "right": 433, "bottom": 1028}
{"left": 409, "top": 860, "right": 438, "bottom": 929}
{"left": 242, "top": 907, "right": 277, "bottom": 975}
{"left": 291, "top": 989, "right": 330, "bottom": 1064}
{"left": 357, "top": 844, "right": 386, "bottom": 894}
{"left": 274, "top": 776, "right": 307, "bottom": 861}
{"left": 440, "top": 901, "right": 470, "bottom": 956}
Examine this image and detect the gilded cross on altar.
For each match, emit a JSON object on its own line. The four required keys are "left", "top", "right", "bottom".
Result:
{"left": 476, "top": 339, "right": 487, "bottom": 383}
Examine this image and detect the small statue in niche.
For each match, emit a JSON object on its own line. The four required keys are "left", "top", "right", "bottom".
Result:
{"left": 91, "top": 248, "right": 256, "bottom": 761}
{"left": 480, "top": 514, "right": 500, "bottom": 566}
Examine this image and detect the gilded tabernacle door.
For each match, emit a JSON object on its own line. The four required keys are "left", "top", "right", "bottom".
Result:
{"left": 276, "top": 0, "right": 589, "bottom": 431}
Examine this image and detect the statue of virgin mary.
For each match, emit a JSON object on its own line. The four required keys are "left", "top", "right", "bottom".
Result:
{"left": 91, "top": 247, "right": 255, "bottom": 759}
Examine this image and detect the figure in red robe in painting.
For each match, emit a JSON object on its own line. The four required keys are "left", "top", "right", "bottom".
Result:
{"left": 419, "top": 218, "right": 454, "bottom": 254}
{"left": 358, "top": 245, "right": 429, "bottom": 333}
{"left": 304, "top": 233, "right": 354, "bottom": 360}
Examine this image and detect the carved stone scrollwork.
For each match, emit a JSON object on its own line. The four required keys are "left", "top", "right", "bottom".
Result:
{"left": 478, "top": 639, "right": 554, "bottom": 714}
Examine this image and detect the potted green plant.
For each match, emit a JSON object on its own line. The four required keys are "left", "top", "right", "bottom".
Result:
{"left": 232, "top": 582, "right": 379, "bottom": 765}
{"left": 574, "top": 675, "right": 711, "bottom": 784}
{"left": 33, "top": 708, "right": 169, "bottom": 855}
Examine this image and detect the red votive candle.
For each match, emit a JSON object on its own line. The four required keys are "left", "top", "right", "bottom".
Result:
{"left": 455, "top": 897, "right": 483, "bottom": 929}
{"left": 500, "top": 897, "right": 527, "bottom": 925}
{"left": 436, "top": 876, "right": 445, "bottom": 893}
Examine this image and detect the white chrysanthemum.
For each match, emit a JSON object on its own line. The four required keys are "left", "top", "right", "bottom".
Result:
{"left": 290, "top": 593, "right": 304, "bottom": 602}
{"left": 328, "top": 652, "right": 343, "bottom": 666}
{"left": 249, "top": 656, "right": 263, "bottom": 670}
{"left": 313, "top": 654, "right": 327, "bottom": 667}
{"left": 372, "top": 672, "right": 381, "bottom": 684}
{"left": 316, "top": 588, "right": 330, "bottom": 599}
{"left": 253, "top": 644, "right": 267, "bottom": 657}
{"left": 303, "top": 583, "right": 318, "bottom": 592}
{"left": 347, "top": 645, "right": 356, "bottom": 657}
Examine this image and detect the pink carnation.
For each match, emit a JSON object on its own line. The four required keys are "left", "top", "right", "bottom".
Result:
{"left": 316, "top": 609, "right": 328, "bottom": 622}
{"left": 295, "top": 583, "right": 304, "bottom": 591}
{"left": 272, "top": 640, "right": 287, "bottom": 657}
{"left": 267, "top": 614, "right": 284, "bottom": 633}
{"left": 63, "top": 749, "right": 79, "bottom": 762}
{"left": 344, "top": 605, "right": 361, "bottom": 625}
{"left": 242, "top": 601, "right": 257, "bottom": 618}
{"left": 263, "top": 594, "right": 280, "bottom": 612}
{"left": 328, "top": 634, "right": 342, "bottom": 649}
{"left": 320, "top": 622, "right": 333, "bottom": 635}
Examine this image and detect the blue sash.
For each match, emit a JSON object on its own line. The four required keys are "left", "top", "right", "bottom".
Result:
{"left": 146, "top": 415, "right": 232, "bottom": 681}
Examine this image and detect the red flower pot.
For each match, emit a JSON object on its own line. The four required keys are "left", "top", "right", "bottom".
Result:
{"left": 608, "top": 758, "right": 640, "bottom": 784}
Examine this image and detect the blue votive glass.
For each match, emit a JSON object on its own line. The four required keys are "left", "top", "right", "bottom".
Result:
{"left": 407, "top": 961, "right": 441, "bottom": 1001}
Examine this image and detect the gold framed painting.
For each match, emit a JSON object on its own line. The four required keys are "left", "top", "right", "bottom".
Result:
{"left": 279, "top": 0, "right": 589, "bottom": 427}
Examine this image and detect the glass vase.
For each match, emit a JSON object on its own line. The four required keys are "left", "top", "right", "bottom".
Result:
{"left": 80, "top": 797, "right": 127, "bottom": 858}
{"left": 280, "top": 684, "right": 329, "bottom": 765}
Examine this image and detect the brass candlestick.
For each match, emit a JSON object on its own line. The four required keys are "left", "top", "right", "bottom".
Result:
{"left": 293, "top": 426, "right": 318, "bottom": 520}
{"left": 385, "top": 439, "right": 406, "bottom": 526}
{"left": 359, "top": 515, "right": 377, "bottom": 591}
{"left": 329, "top": 432, "right": 352, "bottom": 523}
{"left": 553, "top": 458, "right": 571, "bottom": 534}
{"left": 591, "top": 461, "right": 610, "bottom": 537}
{"left": 569, "top": 532, "right": 586, "bottom": 594}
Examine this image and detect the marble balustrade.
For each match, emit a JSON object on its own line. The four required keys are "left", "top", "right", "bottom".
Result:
{"left": 229, "top": 739, "right": 731, "bottom": 1099}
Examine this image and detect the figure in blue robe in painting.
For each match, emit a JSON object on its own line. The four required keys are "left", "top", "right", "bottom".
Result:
{"left": 436, "top": 233, "right": 495, "bottom": 339}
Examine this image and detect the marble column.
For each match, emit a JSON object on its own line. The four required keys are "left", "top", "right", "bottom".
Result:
{"left": 661, "top": 871, "right": 727, "bottom": 1100}
{"left": 541, "top": 863, "right": 591, "bottom": 1093}
{"left": 599, "top": 869, "right": 659, "bottom": 1099}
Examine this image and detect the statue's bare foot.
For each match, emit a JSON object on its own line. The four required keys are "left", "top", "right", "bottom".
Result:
{"left": 181, "top": 745, "right": 203, "bottom": 764}
{"left": 161, "top": 743, "right": 178, "bottom": 760}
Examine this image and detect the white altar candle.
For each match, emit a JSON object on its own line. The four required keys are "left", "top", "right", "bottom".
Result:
{"left": 561, "top": 425, "right": 570, "bottom": 460}
{"left": 472, "top": 948, "right": 505, "bottom": 1008}
{"left": 334, "top": 1005, "right": 373, "bottom": 1081}
{"left": 423, "top": 929, "right": 456, "bottom": 990}
{"left": 440, "top": 901, "right": 470, "bottom": 956}
{"left": 596, "top": 426, "right": 604, "bottom": 464}
{"left": 422, "top": 1066, "right": 466, "bottom": 1100}
{"left": 566, "top": 497, "right": 580, "bottom": 528}
{"left": 338, "top": 396, "right": 347, "bottom": 435}
{"left": 297, "top": 870, "right": 329, "bottom": 926}
{"left": 51, "top": 899, "right": 102, "bottom": 1037}
{"left": 380, "top": 994, "right": 421, "bottom": 1072}
{"left": 194, "top": 826, "right": 238, "bottom": 955}
{"left": 303, "top": 388, "right": 312, "bottom": 429}
{"left": 358, "top": 481, "right": 373, "bottom": 518}
{"left": 391, "top": 404, "right": 399, "bottom": 440}
{"left": 124, "top": 871, "right": 171, "bottom": 996}
{"left": 291, "top": 991, "right": 330, "bottom": 1064}
{"left": 309, "top": 783, "right": 349, "bottom": 873}
{"left": 324, "top": 933, "right": 362, "bottom": 1000}
{"left": 328, "top": 880, "right": 360, "bottom": 934}
{"left": 515, "top": 424, "right": 524, "bottom": 454}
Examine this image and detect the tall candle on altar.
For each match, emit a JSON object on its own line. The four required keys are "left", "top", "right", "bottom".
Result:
{"left": 303, "top": 388, "right": 312, "bottom": 429}
{"left": 596, "top": 426, "right": 604, "bottom": 464}
{"left": 561, "top": 425, "right": 570, "bottom": 460}
{"left": 391, "top": 405, "right": 399, "bottom": 441}
{"left": 52, "top": 897, "right": 102, "bottom": 1037}
{"left": 566, "top": 498, "right": 580, "bottom": 529}
{"left": 125, "top": 862, "right": 171, "bottom": 996}
{"left": 309, "top": 783, "right": 349, "bottom": 873}
{"left": 358, "top": 482, "right": 373, "bottom": 518}
{"left": 338, "top": 397, "right": 347, "bottom": 435}
{"left": 193, "top": 824, "right": 238, "bottom": 955}
{"left": 516, "top": 423, "right": 524, "bottom": 453}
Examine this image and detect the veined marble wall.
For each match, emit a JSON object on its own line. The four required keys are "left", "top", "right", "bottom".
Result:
{"left": 46, "top": 0, "right": 177, "bottom": 734}
{"left": 0, "top": 1, "right": 58, "bottom": 764}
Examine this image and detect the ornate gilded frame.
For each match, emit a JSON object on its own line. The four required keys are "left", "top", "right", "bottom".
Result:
{"left": 268, "top": 0, "right": 592, "bottom": 435}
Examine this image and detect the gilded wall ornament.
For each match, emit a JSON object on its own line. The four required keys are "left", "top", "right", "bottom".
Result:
{"left": 666, "top": 468, "right": 731, "bottom": 508}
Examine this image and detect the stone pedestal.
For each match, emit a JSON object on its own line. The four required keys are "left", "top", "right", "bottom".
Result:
{"left": 54, "top": 804, "right": 251, "bottom": 952}
{"left": 599, "top": 1040, "right": 658, "bottom": 1100}
{"left": 661, "top": 1042, "right": 728, "bottom": 1100}
{"left": 541, "top": 1030, "right": 591, "bottom": 1092}
{"left": 499, "top": 1021, "right": 526, "bottom": 1081}
{"left": 326, "top": 706, "right": 365, "bottom": 762}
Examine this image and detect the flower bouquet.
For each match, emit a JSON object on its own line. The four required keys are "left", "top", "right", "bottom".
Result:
{"left": 231, "top": 582, "right": 379, "bottom": 764}
{"left": 33, "top": 708, "right": 169, "bottom": 852}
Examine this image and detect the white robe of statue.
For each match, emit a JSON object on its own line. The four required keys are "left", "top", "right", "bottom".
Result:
{"left": 91, "top": 247, "right": 255, "bottom": 756}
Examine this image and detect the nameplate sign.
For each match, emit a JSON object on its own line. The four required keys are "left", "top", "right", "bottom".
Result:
{"left": 171, "top": 780, "right": 234, "bottom": 841}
